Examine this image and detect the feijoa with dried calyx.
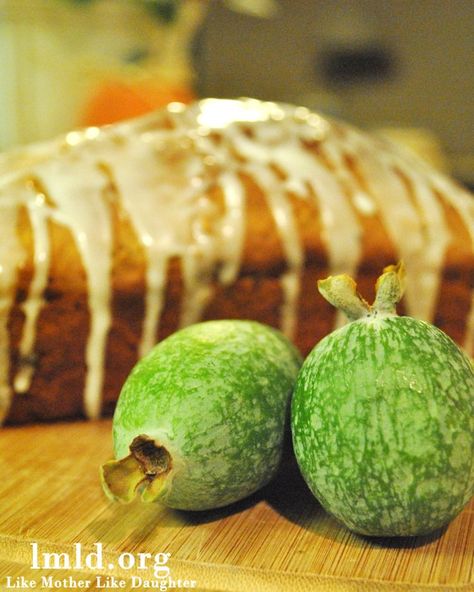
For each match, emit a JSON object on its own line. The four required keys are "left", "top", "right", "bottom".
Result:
{"left": 101, "top": 319, "right": 302, "bottom": 511}
{"left": 291, "top": 263, "right": 474, "bottom": 537}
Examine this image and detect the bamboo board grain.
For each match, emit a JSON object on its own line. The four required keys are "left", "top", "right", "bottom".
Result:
{"left": 0, "top": 420, "right": 472, "bottom": 592}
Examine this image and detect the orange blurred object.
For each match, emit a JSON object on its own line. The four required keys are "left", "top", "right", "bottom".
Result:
{"left": 80, "top": 80, "right": 196, "bottom": 127}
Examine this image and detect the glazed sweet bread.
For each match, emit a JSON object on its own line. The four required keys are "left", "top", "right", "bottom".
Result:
{"left": 0, "top": 98, "right": 473, "bottom": 424}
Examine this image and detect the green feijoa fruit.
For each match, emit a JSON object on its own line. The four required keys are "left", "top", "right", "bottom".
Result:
{"left": 292, "top": 263, "right": 474, "bottom": 537}
{"left": 101, "top": 319, "right": 302, "bottom": 511}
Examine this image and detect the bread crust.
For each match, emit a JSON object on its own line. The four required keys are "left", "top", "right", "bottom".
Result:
{"left": 1, "top": 99, "right": 473, "bottom": 424}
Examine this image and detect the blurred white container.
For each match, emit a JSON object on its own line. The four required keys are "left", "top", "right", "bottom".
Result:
{"left": 0, "top": 0, "right": 206, "bottom": 150}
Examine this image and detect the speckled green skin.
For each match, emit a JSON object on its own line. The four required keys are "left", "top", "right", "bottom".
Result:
{"left": 113, "top": 320, "right": 302, "bottom": 510}
{"left": 292, "top": 314, "right": 474, "bottom": 536}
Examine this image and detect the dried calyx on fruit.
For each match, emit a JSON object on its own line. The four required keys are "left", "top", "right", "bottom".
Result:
{"left": 102, "top": 435, "right": 172, "bottom": 503}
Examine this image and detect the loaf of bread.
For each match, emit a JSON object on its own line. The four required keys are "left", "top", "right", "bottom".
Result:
{"left": 0, "top": 98, "right": 473, "bottom": 425}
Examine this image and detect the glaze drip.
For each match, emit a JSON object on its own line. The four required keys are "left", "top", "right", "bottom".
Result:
{"left": 0, "top": 202, "right": 23, "bottom": 422}
{"left": 14, "top": 187, "right": 51, "bottom": 395}
{"left": 0, "top": 98, "right": 472, "bottom": 422}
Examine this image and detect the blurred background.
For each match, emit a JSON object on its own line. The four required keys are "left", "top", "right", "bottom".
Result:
{"left": 0, "top": 0, "right": 473, "bottom": 186}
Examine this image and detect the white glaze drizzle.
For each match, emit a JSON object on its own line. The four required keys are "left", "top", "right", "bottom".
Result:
{"left": 245, "top": 162, "right": 304, "bottom": 336}
{"left": 337, "top": 126, "right": 430, "bottom": 317}
{"left": 420, "top": 164, "right": 474, "bottom": 353}
{"left": 216, "top": 171, "right": 246, "bottom": 286}
{"left": 0, "top": 98, "right": 472, "bottom": 423}
{"left": 217, "top": 114, "right": 362, "bottom": 333}
{"left": 32, "top": 151, "right": 113, "bottom": 420}
{"left": 377, "top": 140, "right": 450, "bottom": 322}
{"left": 13, "top": 187, "right": 51, "bottom": 394}
{"left": 0, "top": 199, "right": 23, "bottom": 422}
{"left": 103, "top": 131, "right": 218, "bottom": 354}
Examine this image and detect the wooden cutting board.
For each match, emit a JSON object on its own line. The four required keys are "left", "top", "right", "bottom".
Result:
{"left": 0, "top": 419, "right": 472, "bottom": 591}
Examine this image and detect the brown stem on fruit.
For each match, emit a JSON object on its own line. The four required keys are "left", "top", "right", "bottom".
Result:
{"left": 318, "top": 261, "right": 406, "bottom": 321}
{"left": 129, "top": 435, "right": 172, "bottom": 476}
{"left": 100, "top": 435, "right": 172, "bottom": 504}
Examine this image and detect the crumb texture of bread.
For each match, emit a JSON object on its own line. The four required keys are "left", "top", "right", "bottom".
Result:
{"left": 0, "top": 98, "right": 473, "bottom": 424}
